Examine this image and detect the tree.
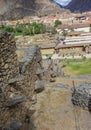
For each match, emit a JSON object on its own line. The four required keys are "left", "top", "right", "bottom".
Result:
{"left": 4, "top": 25, "right": 14, "bottom": 33}
{"left": 54, "top": 20, "right": 62, "bottom": 27}
{"left": 62, "top": 29, "right": 68, "bottom": 37}
{"left": 0, "top": 22, "right": 46, "bottom": 36}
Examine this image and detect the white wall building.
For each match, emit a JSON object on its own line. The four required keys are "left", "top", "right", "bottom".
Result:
{"left": 74, "top": 27, "right": 90, "bottom": 33}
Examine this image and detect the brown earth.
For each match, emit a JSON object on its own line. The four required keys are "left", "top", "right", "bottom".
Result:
{"left": 0, "top": 0, "right": 66, "bottom": 20}
{"left": 31, "top": 77, "right": 91, "bottom": 130}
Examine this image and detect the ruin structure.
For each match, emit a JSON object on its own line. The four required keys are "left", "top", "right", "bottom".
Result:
{"left": 0, "top": 31, "right": 43, "bottom": 129}
{"left": 72, "top": 82, "right": 91, "bottom": 112}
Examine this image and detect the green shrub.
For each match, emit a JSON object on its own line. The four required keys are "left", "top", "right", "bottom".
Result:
{"left": 54, "top": 20, "right": 62, "bottom": 27}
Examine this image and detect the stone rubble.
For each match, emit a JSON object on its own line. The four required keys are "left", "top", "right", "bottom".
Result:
{"left": 71, "top": 82, "right": 91, "bottom": 111}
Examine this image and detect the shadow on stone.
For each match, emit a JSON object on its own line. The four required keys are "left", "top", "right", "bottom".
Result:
{"left": 88, "top": 98, "right": 91, "bottom": 113}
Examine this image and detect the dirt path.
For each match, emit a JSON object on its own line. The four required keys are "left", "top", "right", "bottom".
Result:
{"left": 31, "top": 77, "right": 91, "bottom": 130}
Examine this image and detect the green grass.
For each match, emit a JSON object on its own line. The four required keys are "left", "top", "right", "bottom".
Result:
{"left": 14, "top": 32, "right": 22, "bottom": 36}
{"left": 62, "top": 59, "right": 91, "bottom": 75}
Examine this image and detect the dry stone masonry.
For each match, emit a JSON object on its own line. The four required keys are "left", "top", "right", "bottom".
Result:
{"left": 0, "top": 31, "right": 19, "bottom": 85}
{"left": 0, "top": 31, "right": 44, "bottom": 129}
{"left": 72, "top": 82, "right": 91, "bottom": 112}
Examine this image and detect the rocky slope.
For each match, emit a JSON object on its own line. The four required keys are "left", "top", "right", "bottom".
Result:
{"left": 0, "top": 0, "right": 65, "bottom": 20}
{"left": 66, "top": 0, "right": 91, "bottom": 12}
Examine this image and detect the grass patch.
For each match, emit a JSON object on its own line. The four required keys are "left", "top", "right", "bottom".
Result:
{"left": 62, "top": 59, "right": 91, "bottom": 75}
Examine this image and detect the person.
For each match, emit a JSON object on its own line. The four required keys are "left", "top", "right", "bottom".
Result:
{"left": 63, "top": 41, "right": 66, "bottom": 45}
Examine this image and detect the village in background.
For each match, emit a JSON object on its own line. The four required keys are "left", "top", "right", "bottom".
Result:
{"left": 0, "top": 1, "right": 91, "bottom": 130}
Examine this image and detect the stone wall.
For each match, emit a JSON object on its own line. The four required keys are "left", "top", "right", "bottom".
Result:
{"left": 42, "top": 58, "right": 61, "bottom": 82}
{"left": 17, "top": 47, "right": 42, "bottom": 100}
{"left": 42, "top": 59, "right": 53, "bottom": 81}
{"left": 0, "top": 31, "right": 19, "bottom": 86}
{"left": 0, "top": 31, "right": 43, "bottom": 129}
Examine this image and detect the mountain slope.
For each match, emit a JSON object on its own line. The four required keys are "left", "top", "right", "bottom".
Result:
{"left": 66, "top": 0, "right": 91, "bottom": 12}
{"left": 0, "top": 0, "right": 65, "bottom": 20}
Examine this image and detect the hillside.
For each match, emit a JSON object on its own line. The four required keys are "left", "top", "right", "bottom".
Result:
{"left": 66, "top": 0, "right": 91, "bottom": 12}
{"left": 0, "top": 0, "right": 66, "bottom": 20}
